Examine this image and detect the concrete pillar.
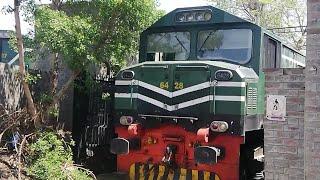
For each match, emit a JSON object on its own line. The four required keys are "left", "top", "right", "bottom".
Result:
{"left": 304, "top": 0, "right": 320, "bottom": 179}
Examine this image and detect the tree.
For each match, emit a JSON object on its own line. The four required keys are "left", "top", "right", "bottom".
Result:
{"left": 35, "top": 0, "right": 162, "bottom": 118}
{"left": 208, "top": 0, "right": 306, "bottom": 50}
{"left": 13, "top": 0, "right": 39, "bottom": 127}
{"left": 13, "top": 0, "right": 163, "bottom": 125}
{"left": 1, "top": 1, "right": 162, "bottom": 178}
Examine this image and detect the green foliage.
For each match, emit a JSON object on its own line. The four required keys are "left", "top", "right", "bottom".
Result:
{"left": 39, "top": 93, "right": 53, "bottom": 105}
{"left": 35, "top": 7, "right": 96, "bottom": 70}
{"left": 8, "top": 31, "right": 37, "bottom": 66}
{"left": 34, "top": 0, "right": 163, "bottom": 71}
{"left": 10, "top": 0, "right": 163, "bottom": 109}
{"left": 25, "top": 73, "right": 41, "bottom": 84}
{"left": 26, "top": 131, "right": 92, "bottom": 180}
{"left": 48, "top": 106, "right": 59, "bottom": 117}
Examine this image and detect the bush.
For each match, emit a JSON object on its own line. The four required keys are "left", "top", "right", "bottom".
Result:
{"left": 26, "top": 131, "right": 93, "bottom": 180}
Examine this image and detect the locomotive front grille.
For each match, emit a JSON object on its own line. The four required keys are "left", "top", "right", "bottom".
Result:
{"left": 247, "top": 87, "right": 258, "bottom": 110}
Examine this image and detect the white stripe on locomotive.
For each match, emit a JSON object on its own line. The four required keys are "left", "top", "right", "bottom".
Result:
{"left": 115, "top": 93, "right": 245, "bottom": 111}
{"left": 115, "top": 80, "right": 246, "bottom": 98}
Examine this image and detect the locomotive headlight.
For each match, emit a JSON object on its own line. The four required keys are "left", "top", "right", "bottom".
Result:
{"left": 204, "top": 12, "right": 212, "bottom": 21}
{"left": 219, "top": 123, "right": 228, "bottom": 131}
{"left": 121, "top": 70, "right": 134, "bottom": 80}
{"left": 195, "top": 12, "right": 204, "bottom": 21}
{"left": 120, "top": 116, "right": 134, "bottom": 125}
{"left": 175, "top": 9, "right": 212, "bottom": 23}
{"left": 176, "top": 14, "right": 186, "bottom": 22}
{"left": 215, "top": 70, "right": 233, "bottom": 81}
{"left": 210, "top": 121, "right": 229, "bottom": 132}
{"left": 186, "top": 13, "right": 194, "bottom": 21}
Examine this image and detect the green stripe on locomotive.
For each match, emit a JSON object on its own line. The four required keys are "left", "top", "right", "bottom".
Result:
{"left": 215, "top": 87, "right": 245, "bottom": 96}
{"left": 115, "top": 97, "right": 137, "bottom": 110}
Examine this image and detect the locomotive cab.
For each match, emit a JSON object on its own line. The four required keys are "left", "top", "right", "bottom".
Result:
{"left": 112, "top": 6, "right": 265, "bottom": 180}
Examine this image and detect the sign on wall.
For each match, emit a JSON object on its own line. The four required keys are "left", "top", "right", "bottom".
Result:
{"left": 266, "top": 95, "right": 286, "bottom": 121}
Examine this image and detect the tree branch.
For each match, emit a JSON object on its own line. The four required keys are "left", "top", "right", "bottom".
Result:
{"left": 241, "top": 4, "right": 255, "bottom": 22}
{"left": 52, "top": 70, "right": 80, "bottom": 106}
{"left": 45, "top": 70, "right": 81, "bottom": 121}
{"left": 18, "top": 133, "right": 34, "bottom": 180}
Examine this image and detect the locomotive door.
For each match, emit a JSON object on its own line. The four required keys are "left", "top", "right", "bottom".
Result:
{"left": 172, "top": 65, "right": 211, "bottom": 118}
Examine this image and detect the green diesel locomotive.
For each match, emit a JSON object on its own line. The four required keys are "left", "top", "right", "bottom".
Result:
{"left": 110, "top": 6, "right": 305, "bottom": 180}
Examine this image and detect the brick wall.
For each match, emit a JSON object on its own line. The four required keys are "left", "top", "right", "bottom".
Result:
{"left": 264, "top": 68, "right": 305, "bottom": 180}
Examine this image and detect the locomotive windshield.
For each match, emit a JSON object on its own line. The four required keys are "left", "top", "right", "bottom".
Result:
{"left": 197, "top": 29, "right": 253, "bottom": 64}
{"left": 147, "top": 32, "right": 190, "bottom": 61}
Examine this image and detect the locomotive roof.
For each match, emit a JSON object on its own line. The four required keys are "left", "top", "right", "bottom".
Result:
{"left": 149, "top": 6, "right": 252, "bottom": 29}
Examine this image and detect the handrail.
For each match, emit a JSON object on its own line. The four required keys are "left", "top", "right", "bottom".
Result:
{"left": 141, "top": 65, "right": 168, "bottom": 69}
{"left": 176, "top": 65, "right": 209, "bottom": 69}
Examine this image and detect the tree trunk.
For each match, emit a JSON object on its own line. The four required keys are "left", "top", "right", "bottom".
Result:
{"left": 52, "top": 70, "right": 79, "bottom": 106}
{"left": 45, "top": 70, "right": 79, "bottom": 123}
{"left": 14, "top": 0, "right": 39, "bottom": 127}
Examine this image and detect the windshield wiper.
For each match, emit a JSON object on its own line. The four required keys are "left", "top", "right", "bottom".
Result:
{"left": 199, "top": 31, "right": 216, "bottom": 51}
{"left": 175, "top": 35, "right": 187, "bottom": 52}
{"left": 153, "top": 33, "right": 167, "bottom": 45}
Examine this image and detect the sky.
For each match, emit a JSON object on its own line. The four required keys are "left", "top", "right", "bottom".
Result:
{"left": 0, "top": 0, "right": 210, "bottom": 34}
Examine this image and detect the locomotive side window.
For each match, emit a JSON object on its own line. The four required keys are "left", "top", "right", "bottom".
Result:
{"left": 281, "top": 45, "right": 305, "bottom": 68}
{"left": 197, "top": 29, "right": 253, "bottom": 64}
{"left": 263, "top": 35, "right": 280, "bottom": 68}
{"left": 146, "top": 32, "right": 190, "bottom": 61}
{"left": 281, "top": 46, "right": 295, "bottom": 68}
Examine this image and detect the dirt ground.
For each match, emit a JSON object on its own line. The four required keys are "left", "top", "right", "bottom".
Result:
{"left": 0, "top": 151, "right": 29, "bottom": 180}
